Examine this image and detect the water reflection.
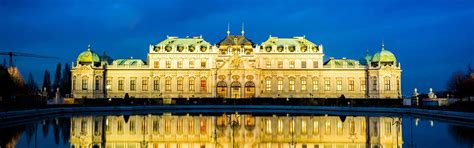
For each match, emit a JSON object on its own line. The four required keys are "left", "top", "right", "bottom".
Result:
{"left": 70, "top": 114, "right": 402, "bottom": 148}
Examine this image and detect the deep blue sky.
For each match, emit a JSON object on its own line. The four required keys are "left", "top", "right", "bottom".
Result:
{"left": 1, "top": 0, "right": 473, "bottom": 96}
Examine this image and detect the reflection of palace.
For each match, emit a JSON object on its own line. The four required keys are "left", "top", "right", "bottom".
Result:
{"left": 70, "top": 114, "right": 402, "bottom": 148}
{"left": 72, "top": 29, "right": 401, "bottom": 99}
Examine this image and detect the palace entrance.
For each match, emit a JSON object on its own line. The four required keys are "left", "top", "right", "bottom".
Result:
{"left": 217, "top": 81, "right": 227, "bottom": 98}
{"left": 244, "top": 81, "right": 255, "bottom": 98}
{"left": 230, "top": 81, "right": 241, "bottom": 98}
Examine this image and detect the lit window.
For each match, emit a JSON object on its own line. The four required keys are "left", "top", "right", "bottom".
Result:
{"left": 130, "top": 79, "right": 136, "bottom": 91}
{"left": 289, "top": 119, "right": 294, "bottom": 133}
{"left": 166, "top": 61, "right": 171, "bottom": 68}
{"left": 313, "top": 79, "right": 319, "bottom": 91}
{"left": 142, "top": 79, "right": 148, "bottom": 91}
{"left": 301, "top": 120, "right": 307, "bottom": 134}
{"left": 289, "top": 61, "right": 295, "bottom": 68}
{"left": 153, "top": 79, "right": 159, "bottom": 91}
{"left": 177, "top": 77, "right": 183, "bottom": 91}
{"left": 266, "top": 119, "right": 272, "bottom": 134}
{"left": 313, "top": 61, "right": 318, "bottom": 68}
{"left": 277, "top": 119, "right": 283, "bottom": 134}
{"left": 265, "top": 78, "right": 272, "bottom": 91}
{"left": 266, "top": 61, "right": 271, "bottom": 68}
{"left": 301, "top": 61, "right": 307, "bottom": 68}
{"left": 277, "top": 79, "right": 283, "bottom": 91}
{"left": 348, "top": 80, "right": 354, "bottom": 91}
{"left": 177, "top": 118, "right": 183, "bottom": 134}
{"left": 189, "top": 78, "right": 195, "bottom": 91}
{"left": 278, "top": 61, "right": 283, "bottom": 68}
{"left": 106, "top": 79, "right": 111, "bottom": 91}
{"left": 165, "top": 119, "right": 171, "bottom": 133}
{"left": 301, "top": 78, "right": 307, "bottom": 91}
{"left": 165, "top": 78, "right": 171, "bottom": 91}
{"left": 385, "top": 121, "right": 392, "bottom": 136}
{"left": 118, "top": 80, "right": 124, "bottom": 91}
{"left": 384, "top": 77, "right": 391, "bottom": 91}
{"left": 313, "top": 120, "right": 319, "bottom": 134}
{"left": 200, "top": 77, "right": 207, "bottom": 92}
{"left": 201, "top": 61, "right": 206, "bottom": 68}
{"left": 82, "top": 77, "right": 88, "bottom": 90}
{"left": 325, "top": 120, "right": 331, "bottom": 135}
{"left": 177, "top": 61, "right": 183, "bottom": 68}
{"left": 337, "top": 120, "right": 343, "bottom": 135}
{"left": 200, "top": 119, "right": 206, "bottom": 134}
{"left": 154, "top": 61, "right": 159, "bottom": 68}
{"left": 349, "top": 119, "right": 355, "bottom": 135}
{"left": 336, "top": 80, "right": 342, "bottom": 91}
{"left": 189, "top": 61, "right": 194, "bottom": 68}
{"left": 360, "top": 79, "right": 366, "bottom": 91}
{"left": 189, "top": 119, "right": 195, "bottom": 134}
{"left": 289, "top": 78, "right": 295, "bottom": 91}
{"left": 324, "top": 80, "right": 330, "bottom": 91}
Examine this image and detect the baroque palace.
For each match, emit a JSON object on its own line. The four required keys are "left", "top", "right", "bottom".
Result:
{"left": 71, "top": 30, "right": 402, "bottom": 99}
{"left": 70, "top": 114, "right": 402, "bottom": 148}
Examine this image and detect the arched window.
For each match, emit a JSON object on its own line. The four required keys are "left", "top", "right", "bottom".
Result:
{"left": 289, "top": 77, "right": 295, "bottom": 91}
{"left": 81, "top": 76, "right": 88, "bottom": 90}
{"left": 384, "top": 76, "right": 391, "bottom": 91}
{"left": 301, "top": 77, "right": 307, "bottom": 91}
{"left": 189, "top": 77, "right": 195, "bottom": 92}
{"left": 200, "top": 77, "right": 207, "bottom": 92}
{"left": 95, "top": 76, "right": 101, "bottom": 91}
{"left": 177, "top": 77, "right": 183, "bottom": 91}
{"left": 277, "top": 78, "right": 283, "bottom": 91}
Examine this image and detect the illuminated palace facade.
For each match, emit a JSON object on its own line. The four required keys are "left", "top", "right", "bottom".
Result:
{"left": 71, "top": 31, "right": 402, "bottom": 99}
{"left": 70, "top": 114, "right": 403, "bottom": 148}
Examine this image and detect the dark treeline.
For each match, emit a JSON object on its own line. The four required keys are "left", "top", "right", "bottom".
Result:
{"left": 0, "top": 62, "right": 71, "bottom": 100}
{"left": 447, "top": 64, "right": 474, "bottom": 99}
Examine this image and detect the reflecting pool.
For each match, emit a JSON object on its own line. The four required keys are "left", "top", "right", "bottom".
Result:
{"left": 1, "top": 112, "right": 473, "bottom": 148}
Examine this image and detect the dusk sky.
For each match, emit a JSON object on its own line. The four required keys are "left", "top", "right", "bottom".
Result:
{"left": 0, "top": 0, "right": 473, "bottom": 96}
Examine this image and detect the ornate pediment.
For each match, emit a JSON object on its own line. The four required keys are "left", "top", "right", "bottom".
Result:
{"left": 217, "top": 55, "right": 254, "bottom": 70}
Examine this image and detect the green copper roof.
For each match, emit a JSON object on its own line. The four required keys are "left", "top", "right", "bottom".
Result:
{"left": 261, "top": 36, "right": 317, "bottom": 47}
{"left": 371, "top": 45, "right": 397, "bottom": 63}
{"left": 77, "top": 45, "right": 100, "bottom": 65}
{"left": 113, "top": 59, "right": 145, "bottom": 65}
{"left": 156, "top": 36, "right": 211, "bottom": 47}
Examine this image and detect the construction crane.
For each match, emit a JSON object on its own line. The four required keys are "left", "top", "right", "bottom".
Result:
{"left": 0, "top": 51, "right": 59, "bottom": 68}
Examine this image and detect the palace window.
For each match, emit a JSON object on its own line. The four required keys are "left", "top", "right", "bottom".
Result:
{"left": 95, "top": 78, "right": 100, "bottom": 91}
{"left": 313, "top": 120, "right": 319, "bottom": 134}
{"left": 166, "top": 61, "right": 171, "bottom": 68}
{"left": 313, "top": 61, "right": 318, "bottom": 68}
{"left": 289, "top": 119, "right": 294, "bottom": 133}
{"left": 189, "top": 61, "right": 194, "bottom": 68}
{"left": 277, "top": 119, "right": 283, "bottom": 134}
{"left": 189, "top": 77, "right": 195, "bottom": 91}
{"left": 337, "top": 120, "right": 343, "bottom": 135}
{"left": 360, "top": 79, "right": 366, "bottom": 91}
{"left": 118, "top": 80, "right": 124, "bottom": 91}
{"left": 372, "top": 77, "right": 377, "bottom": 91}
{"left": 289, "top": 61, "right": 295, "bottom": 68}
{"left": 289, "top": 78, "right": 295, "bottom": 91}
{"left": 165, "top": 78, "right": 171, "bottom": 91}
{"left": 336, "top": 80, "right": 342, "bottom": 91}
{"left": 82, "top": 77, "right": 88, "bottom": 90}
{"left": 177, "top": 61, "right": 183, "bottom": 68}
{"left": 325, "top": 120, "right": 331, "bottom": 135}
{"left": 189, "top": 119, "right": 195, "bottom": 134}
{"left": 106, "top": 79, "right": 111, "bottom": 91}
{"left": 266, "top": 119, "right": 272, "bottom": 134}
{"left": 301, "top": 78, "right": 307, "bottom": 91}
{"left": 130, "top": 119, "right": 136, "bottom": 134}
{"left": 200, "top": 77, "right": 207, "bottom": 92}
{"left": 348, "top": 80, "right": 354, "bottom": 91}
{"left": 72, "top": 76, "right": 76, "bottom": 91}
{"left": 278, "top": 61, "right": 283, "bottom": 68}
{"left": 385, "top": 121, "right": 392, "bottom": 136}
{"left": 165, "top": 119, "right": 171, "bottom": 133}
{"left": 200, "top": 119, "right": 206, "bottom": 134}
{"left": 266, "top": 60, "right": 271, "bottom": 68}
{"left": 117, "top": 121, "right": 123, "bottom": 134}
{"left": 81, "top": 119, "right": 87, "bottom": 134}
{"left": 154, "top": 61, "right": 159, "bottom": 68}
{"left": 130, "top": 80, "right": 136, "bottom": 91}
{"left": 324, "top": 80, "right": 330, "bottom": 91}
{"left": 177, "top": 118, "right": 183, "bottom": 134}
{"left": 384, "top": 77, "right": 391, "bottom": 91}
{"left": 301, "top": 120, "right": 307, "bottom": 134}
{"left": 153, "top": 79, "right": 159, "bottom": 91}
{"left": 265, "top": 78, "right": 272, "bottom": 91}
{"left": 301, "top": 61, "right": 307, "bottom": 68}
{"left": 396, "top": 77, "right": 400, "bottom": 91}
{"left": 349, "top": 119, "right": 355, "bottom": 135}
{"left": 201, "top": 61, "right": 206, "bottom": 68}
{"left": 152, "top": 119, "right": 159, "bottom": 134}
{"left": 142, "top": 79, "right": 148, "bottom": 91}
{"left": 313, "top": 79, "right": 319, "bottom": 91}
{"left": 177, "top": 77, "right": 183, "bottom": 91}
{"left": 277, "top": 79, "right": 283, "bottom": 91}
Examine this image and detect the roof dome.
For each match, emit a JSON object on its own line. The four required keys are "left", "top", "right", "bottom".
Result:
{"left": 77, "top": 45, "right": 100, "bottom": 65}
{"left": 371, "top": 45, "right": 397, "bottom": 63}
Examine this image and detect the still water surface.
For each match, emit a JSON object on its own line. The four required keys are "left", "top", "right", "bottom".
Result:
{"left": 1, "top": 111, "right": 473, "bottom": 148}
